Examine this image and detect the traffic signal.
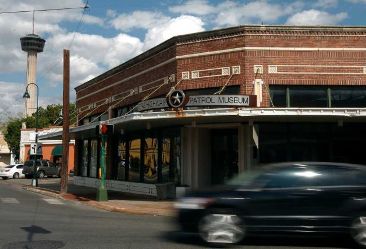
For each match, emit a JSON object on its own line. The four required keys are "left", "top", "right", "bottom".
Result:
{"left": 96, "top": 123, "right": 114, "bottom": 136}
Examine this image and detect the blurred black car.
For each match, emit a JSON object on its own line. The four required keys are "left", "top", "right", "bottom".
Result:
{"left": 175, "top": 162, "right": 366, "bottom": 247}
{"left": 22, "top": 159, "right": 60, "bottom": 178}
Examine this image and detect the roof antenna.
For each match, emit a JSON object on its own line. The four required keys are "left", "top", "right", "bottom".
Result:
{"left": 32, "top": 10, "right": 35, "bottom": 33}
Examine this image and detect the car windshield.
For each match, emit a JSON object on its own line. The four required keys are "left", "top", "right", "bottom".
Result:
{"left": 24, "top": 161, "right": 34, "bottom": 167}
{"left": 5, "top": 165, "right": 14, "bottom": 168}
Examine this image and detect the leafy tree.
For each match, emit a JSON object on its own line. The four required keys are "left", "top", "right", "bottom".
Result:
{"left": 3, "top": 103, "right": 77, "bottom": 159}
{"left": 4, "top": 118, "right": 22, "bottom": 159}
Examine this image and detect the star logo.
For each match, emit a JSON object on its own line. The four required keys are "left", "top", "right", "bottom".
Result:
{"left": 167, "top": 89, "right": 186, "bottom": 108}
{"left": 172, "top": 92, "right": 183, "bottom": 105}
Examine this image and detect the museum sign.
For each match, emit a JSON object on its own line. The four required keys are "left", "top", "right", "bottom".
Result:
{"left": 136, "top": 90, "right": 257, "bottom": 112}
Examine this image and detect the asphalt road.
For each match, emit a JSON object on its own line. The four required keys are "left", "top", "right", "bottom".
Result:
{"left": 0, "top": 180, "right": 356, "bottom": 249}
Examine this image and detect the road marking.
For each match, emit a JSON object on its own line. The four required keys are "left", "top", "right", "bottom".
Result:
{"left": 43, "top": 198, "right": 64, "bottom": 205}
{"left": 1, "top": 198, "right": 20, "bottom": 204}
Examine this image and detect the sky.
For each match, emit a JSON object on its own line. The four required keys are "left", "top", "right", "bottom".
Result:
{"left": 0, "top": 0, "right": 365, "bottom": 122}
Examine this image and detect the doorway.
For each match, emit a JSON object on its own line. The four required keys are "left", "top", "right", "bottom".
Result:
{"left": 211, "top": 129, "right": 238, "bottom": 185}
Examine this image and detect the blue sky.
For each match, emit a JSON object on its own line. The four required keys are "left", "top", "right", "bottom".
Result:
{"left": 0, "top": 0, "right": 366, "bottom": 121}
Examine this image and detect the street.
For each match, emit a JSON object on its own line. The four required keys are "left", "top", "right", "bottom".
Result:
{"left": 0, "top": 181, "right": 355, "bottom": 249}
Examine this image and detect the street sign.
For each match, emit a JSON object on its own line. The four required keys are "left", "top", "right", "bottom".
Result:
{"left": 30, "top": 143, "right": 42, "bottom": 155}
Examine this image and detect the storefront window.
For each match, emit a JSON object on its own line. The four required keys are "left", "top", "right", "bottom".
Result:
{"left": 161, "top": 138, "right": 171, "bottom": 182}
{"left": 81, "top": 140, "right": 89, "bottom": 176}
{"left": 89, "top": 139, "right": 98, "bottom": 178}
{"left": 129, "top": 139, "right": 141, "bottom": 182}
{"left": 269, "top": 86, "right": 287, "bottom": 107}
{"left": 331, "top": 87, "right": 366, "bottom": 107}
{"left": 117, "top": 139, "right": 128, "bottom": 180}
{"left": 172, "top": 136, "right": 181, "bottom": 185}
{"left": 290, "top": 86, "right": 328, "bottom": 107}
{"left": 144, "top": 138, "right": 158, "bottom": 183}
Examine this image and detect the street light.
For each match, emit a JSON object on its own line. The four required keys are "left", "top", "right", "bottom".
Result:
{"left": 23, "top": 82, "right": 39, "bottom": 187}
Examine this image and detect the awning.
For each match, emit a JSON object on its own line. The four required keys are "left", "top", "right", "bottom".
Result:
{"left": 52, "top": 145, "right": 63, "bottom": 156}
{"left": 38, "top": 107, "right": 366, "bottom": 141}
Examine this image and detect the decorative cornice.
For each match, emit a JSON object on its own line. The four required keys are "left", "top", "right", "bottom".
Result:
{"left": 75, "top": 25, "right": 366, "bottom": 92}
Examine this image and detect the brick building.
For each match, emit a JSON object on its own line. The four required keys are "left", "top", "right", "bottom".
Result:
{"left": 21, "top": 127, "right": 75, "bottom": 173}
{"left": 41, "top": 25, "right": 366, "bottom": 198}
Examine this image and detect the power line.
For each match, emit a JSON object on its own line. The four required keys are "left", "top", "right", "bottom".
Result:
{"left": 0, "top": 6, "right": 88, "bottom": 15}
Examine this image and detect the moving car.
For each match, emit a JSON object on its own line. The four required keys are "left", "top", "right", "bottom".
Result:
{"left": 175, "top": 162, "right": 366, "bottom": 247}
{"left": 22, "top": 160, "right": 60, "bottom": 178}
{"left": 0, "top": 164, "right": 24, "bottom": 179}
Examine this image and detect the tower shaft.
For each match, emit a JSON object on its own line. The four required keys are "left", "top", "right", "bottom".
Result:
{"left": 25, "top": 51, "right": 38, "bottom": 117}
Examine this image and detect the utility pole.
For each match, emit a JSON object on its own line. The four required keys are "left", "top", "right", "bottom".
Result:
{"left": 60, "top": 49, "right": 70, "bottom": 194}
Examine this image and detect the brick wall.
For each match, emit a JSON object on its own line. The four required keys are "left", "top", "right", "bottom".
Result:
{"left": 76, "top": 26, "right": 366, "bottom": 119}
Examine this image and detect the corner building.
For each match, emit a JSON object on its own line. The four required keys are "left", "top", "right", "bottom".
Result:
{"left": 67, "top": 25, "right": 366, "bottom": 198}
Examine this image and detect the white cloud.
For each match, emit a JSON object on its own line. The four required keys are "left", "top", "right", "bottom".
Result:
{"left": 313, "top": 0, "right": 338, "bottom": 8}
{"left": 214, "top": 0, "right": 305, "bottom": 27}
{"left": 40, "top": 32, "right": 143, "bottom": 88}
{"left": 169, "top": 0, "right": 216, "bottom": 15}
{"left": 0, "top": 82, "right": 25, "bottom": 121}
{"left": 143, "top": 15, "right": 205, "bottom": 50}
{"left": 347, "top": 0, "right": 366, "bottom": 3}
{"left": 286, "top": 9, "right": 347, "bottom": 25}
{"left": 110, "top": 11, "right": 170, "bottom": 31}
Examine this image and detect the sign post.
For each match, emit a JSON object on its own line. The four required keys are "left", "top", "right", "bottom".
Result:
{"left": 97, "top": 123, "right": 111, "bottom": 201}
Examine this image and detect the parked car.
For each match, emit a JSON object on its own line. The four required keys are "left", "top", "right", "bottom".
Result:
{"left": 22, "top": 160, "right": 60, "bottom": 178}
{"left": 0, "top": 164, "right": 24, "bottom": 179}
{"left": 175, "top": 162, "right": 366, "bottom": 247}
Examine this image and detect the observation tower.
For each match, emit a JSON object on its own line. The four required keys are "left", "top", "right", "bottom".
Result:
{"left": 20, "top": 33, "right": 45, "bottom": 116}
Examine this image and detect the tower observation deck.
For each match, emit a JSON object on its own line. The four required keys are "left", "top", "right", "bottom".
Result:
{"left": 20, "top": 34, "right": 46, "bottom": 117}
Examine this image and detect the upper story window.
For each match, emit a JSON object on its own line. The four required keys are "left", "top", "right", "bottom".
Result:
{"left": 270, "top": 86, "right": 366, "bottom": 108}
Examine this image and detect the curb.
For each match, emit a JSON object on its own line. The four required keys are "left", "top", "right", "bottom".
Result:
{"left": 22, "top": 186, "right": 175, "bottom": 217}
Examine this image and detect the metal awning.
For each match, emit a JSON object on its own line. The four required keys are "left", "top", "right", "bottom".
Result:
{"left": 51, "top": 145, "right": 63, "bottom": 156}
{"left": 38, "top": 107, "right": 366, "bottom": 140}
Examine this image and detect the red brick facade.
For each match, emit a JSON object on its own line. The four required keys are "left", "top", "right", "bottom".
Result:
{"left": 75, "top": 26, "right": 366, "bottom": 119}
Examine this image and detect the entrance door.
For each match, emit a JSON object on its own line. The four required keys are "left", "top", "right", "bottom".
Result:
{"left": 211, "top": 129, "right": 238, "bottom": 185}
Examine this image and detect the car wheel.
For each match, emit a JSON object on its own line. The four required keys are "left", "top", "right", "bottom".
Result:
{"left": 351, "top": 214, "right": 366, "bottom": 247}
{"left": 38, "top": 171, "right": 45, "bottom": 178}
{"left": 198, "top": 209, "right": 245, "bottom": 245}
{"left": 13, "top": 173, "right": 19, "bottom": 179}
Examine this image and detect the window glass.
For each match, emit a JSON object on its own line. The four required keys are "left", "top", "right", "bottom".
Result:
{"left": 89, "top": 139, "right": 98, "bottom": 178}
{"left": 172, "top": 136, "right": 182, "bottom": 185}
{"left": 161, "top": 138, "right": 171, "bottom": 182}
{"left": 143, "top": 138, "right": 158, "bottom": 183}
{"left": 117, "top": 139, "right": 128, "bottom": 180}
{"left": 331, "top": 87, "right": 366, "bottom": 107}
{"left": 129, "top": 139, "right": 141, "bottom": 182}
{"left": 255, "top": 167, "right": 322, "bottom": 189}
{"left": 311, "top": 166, "right": 366, "bottom": 186}
{"left": 25, "top": 161, "right": 33, "bottom": 167}
{"left": 81, "top": 140, "right": 89, "bottom": 176}
{"left": 16, "top": 165, "right": 23, "bottom": 169}
{"left": 269, "top": 86, "right": 287, "bottom": 107}
{"left": 290, "top": 86, "right": 328, "bottom": 107}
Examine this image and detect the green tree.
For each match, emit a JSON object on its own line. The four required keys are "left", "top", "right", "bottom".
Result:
{"left": 4, "top": 118, "right": 22, "bottom": 159}
{"left": 3, "top": 103, "right": 77, "bottom": 159}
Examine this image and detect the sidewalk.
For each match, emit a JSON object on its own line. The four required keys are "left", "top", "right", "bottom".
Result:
{"left": 18, "top": 178, "right": 175, "bottom": 217}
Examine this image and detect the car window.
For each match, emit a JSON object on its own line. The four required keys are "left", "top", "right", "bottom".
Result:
{"left": 35, "top": 160, "right": 42, "bottom": 167}
{"left": 5, "top": 165, "right": 14, "bottom": 169}
{"left": 16, "top": 165, "right": 23, "bottom": 169}
{"left": 311, "top": 165, "right": 366, "bottom": 186}
{"left": 49, "top": 162, "right": 55, "bottom": 167}
{"left": 253, "top": 167, "right": 322, "bottom": 189}
{"left": 24, "top": 161, "right": 33, "bottom": 167}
